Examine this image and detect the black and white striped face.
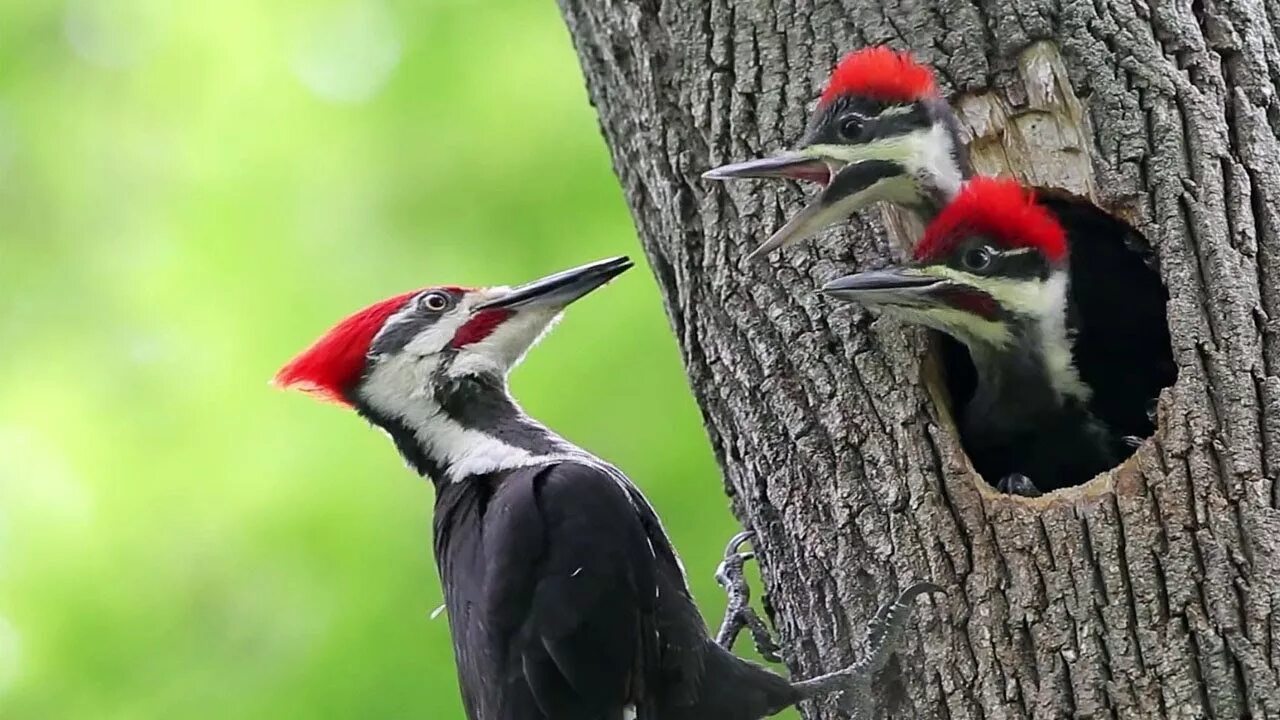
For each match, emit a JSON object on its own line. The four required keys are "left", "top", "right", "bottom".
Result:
{"left": 704, "top": 95, "right": 966, "bottom": 258}
{"left": 801, "top": 95, "right": 938, "bottom": 157}
{"left": 277, "top": 257, "right": 634, "bottom": 482}
{"left": 358, "top": 257, "right": 634, "bottom": 415}
{"left": 822, "top": 238, "right": 1069, "bottom": 354}
{"left": 359, "top": 285, "right": 546, "bottom": 404}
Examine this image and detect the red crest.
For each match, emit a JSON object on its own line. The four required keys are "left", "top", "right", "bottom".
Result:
{"left": 274, "top": 291, "right": 418, "bottom": 406}
{"left": 819, "top": 47, "right": 938, "bottom": 106}
{"left": 915, "top": 178, "right": 1068, "bottom": 263}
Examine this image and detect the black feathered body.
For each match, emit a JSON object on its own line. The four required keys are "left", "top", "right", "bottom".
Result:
{"left": 433, "top": 461, "right": 796, "bottom": 720}
{"left": 357, "top": 374, "right": 796, "bottom": 720}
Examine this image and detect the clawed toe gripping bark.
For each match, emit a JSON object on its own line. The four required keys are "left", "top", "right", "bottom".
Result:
{"left": 791, "top": 582, "right": 944, "bottom": 718}
{"left": 714, "top": 531, "right": 783, "bottom": 662}
{"left": 715, "top": 531, "right": 942, "bottom": 715}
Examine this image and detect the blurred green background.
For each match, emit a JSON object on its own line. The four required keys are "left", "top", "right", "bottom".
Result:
{"left": 0, "top": 1, "right": 796, "bottom": 718}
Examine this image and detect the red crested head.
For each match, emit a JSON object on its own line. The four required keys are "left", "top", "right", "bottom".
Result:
{"left": 915, "top": 178, "right": 1067, "bottom": 264}
{"left": 819, "top": 47, "right": 938, "bottom": 107}
{"left": 273, "top": 291, "right": 420, "bottom": 407}
{"left": 276, "top": 258, "right": 634, "bottom": 412}
{"left": 274, "top": 286, "right": 506, "bottom": 406}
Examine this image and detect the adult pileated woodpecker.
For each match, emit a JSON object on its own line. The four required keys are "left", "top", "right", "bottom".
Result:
{"left": 705, "top": 47, "right": 1175, "bottom": 495}
{"left": 275, "top": 256, "right": 939, "bottom": 719}
{"left": 823, "top": 179, "right": 1121, "bottom": 492}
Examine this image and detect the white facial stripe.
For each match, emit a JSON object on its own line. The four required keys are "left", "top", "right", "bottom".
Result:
{"left": 879, "top": 104, "right": 916, "bottom": 118}
{"left": 924, "top": 267, "right": 1056, "bottom": 316}
{"left": 360, "top": 352, "right": 571, "bottom": 481}
{"left": 356, "top": 289, "right": 584, "bottom": 482}
{"left": 1031, "top": 273, "right": 1089, "bottom": 401}
{"left": 911, "top": 269, "right": 1089, "bottom": 400}
{"left": 807, "top": 124, "right": 963, "bottom": 200}
{"left": 885, "top": 305, "right": 1014, "bottom": 348}
{"left": 389, "top": 288, "right": 505, "bottom": 357}
{"left": 808, "top": 135, "right": 921, "bottom": 165}
{"left": 379, "top": 300, "right": 423, "bottom": 334}
{"left": 361, "top": 351, "right": 439, "bottom": 409}
{"left": 911, "top": 124, "right": 963, "bottom": 199}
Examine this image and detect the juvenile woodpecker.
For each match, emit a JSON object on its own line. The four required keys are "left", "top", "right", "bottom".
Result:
{"left": 276, "top": 256, "right": 939, "bottom": 719}
{"left": 705, "top": 47, "right": 1174, "bottom": 492}
{"left": 822, "top": 179, "right": 1121, "bottom": 492}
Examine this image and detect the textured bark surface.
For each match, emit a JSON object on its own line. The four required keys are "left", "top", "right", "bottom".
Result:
{"left": 557, "top": 1, "right": 1280, "bottom": 718}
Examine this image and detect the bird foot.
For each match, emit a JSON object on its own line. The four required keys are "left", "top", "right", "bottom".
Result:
{"left": 714, "top": 530, "right": 782, "bottom": 663}
{"left": 996, "top": 473, "right": 1043, "bottom": 498}
{"left": 792, "top": 582, "right": 944, "bottom": 716}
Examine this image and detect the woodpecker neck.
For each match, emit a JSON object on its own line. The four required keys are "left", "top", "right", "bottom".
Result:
{"left": 355, "top": 367, "right": 576, "bottom": 484}
{"left": 961, "top": 281, "right": 1091, "bottom": 438}
{"left": 965, "top": 337, "right": 1068, "bottom": 435}
{"left": 908, "top": 97, "right": 972, "bottom": 221}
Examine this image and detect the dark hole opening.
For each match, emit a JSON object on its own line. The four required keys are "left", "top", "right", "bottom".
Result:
{"left": 930, "top": 189, "right": 1178, "bottom": 497}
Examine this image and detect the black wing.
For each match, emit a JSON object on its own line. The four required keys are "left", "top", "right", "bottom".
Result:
{"left": 477, "top": 461, "right": 663, "bottom": 720}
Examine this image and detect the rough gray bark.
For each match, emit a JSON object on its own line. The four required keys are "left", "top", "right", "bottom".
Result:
{"left": 557, "top": 1, "right": 1280, "bottom": 718}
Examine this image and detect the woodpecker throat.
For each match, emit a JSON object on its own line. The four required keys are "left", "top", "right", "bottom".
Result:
{"left": 355, "top": 371, "right": 576, "bottom": 484}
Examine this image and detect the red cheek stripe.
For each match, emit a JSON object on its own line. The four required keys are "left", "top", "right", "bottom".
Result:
{"left": 451, "top": 309, "right": 513, "bottom": 349}
{"left": 939, "top": 287, "right": 1000, "bottom": 320}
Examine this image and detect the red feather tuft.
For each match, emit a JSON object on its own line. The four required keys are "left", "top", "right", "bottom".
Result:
{"left": 819, "top": 47, "right": 938, "bottom": 106}
{"left": 915, "top": 177, "right": 1068, "bottom": 263}
{"left": 274, "top": 291, "right": 418, "bottom": 407}
{"left": 450, "top": 309, "right": 513, "bottom": 349}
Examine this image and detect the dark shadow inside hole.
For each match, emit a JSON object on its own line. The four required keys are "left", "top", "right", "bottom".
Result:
{"left": 930, "top": 189, "right": 1178, "bottom": 497}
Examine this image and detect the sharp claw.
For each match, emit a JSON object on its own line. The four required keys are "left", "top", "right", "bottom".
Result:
{"left": 715, "top": 529, "right": 782, "bottom": 657}
{"left": 790, "top": 577, "right": 941, "bottom": 706}
{"left": 724, "top": 530, "right": 755, "bottom": 558}
{"left": 897, "top": 581, "right": 945, "bottom": 603}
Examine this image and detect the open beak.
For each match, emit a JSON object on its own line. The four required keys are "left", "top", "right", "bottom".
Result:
{"left": 474, "top": 256, "right": 634, "bottom": 312}
{"left": 821, "top": 267, "right": 948, "bottom": 309}
{"left": 702, "top": 150, "right": 839, "bottom": 186}
{"left": 745, "top": 159, "right": 909, "bottom": 260}
{"left": 703, "top": 147, "right": 912, "bottom": 260}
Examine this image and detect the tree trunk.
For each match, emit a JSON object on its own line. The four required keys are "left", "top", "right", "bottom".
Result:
{"left": 557, "top": 1, "right": 1280, "bottom": 718}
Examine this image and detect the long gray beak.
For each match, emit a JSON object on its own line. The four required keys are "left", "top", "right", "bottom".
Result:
{"left": 474, "top": 256, "right": 634, "bottom": 311}
{"left": 747, "top": 159, "right": 909, "bottom": 261}
{"left": 821, "top": 267, "right": 946, "bottom": 308}
{"left": 703, "top": 151, "right": 836, "bottom": 185}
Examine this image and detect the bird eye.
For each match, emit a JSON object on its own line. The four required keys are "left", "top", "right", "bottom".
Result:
{"left": 962, "top": 247, "right": 994, "bottom": 271}
{"left": 419, "top": 292, "right": 451, "bottom": 312}
{"left": 839, "top": 116, "right": 863, "bottom": 139}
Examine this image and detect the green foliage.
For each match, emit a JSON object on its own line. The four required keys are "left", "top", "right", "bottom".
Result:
{"left": 0, "top": 1, "right": 799, "bottom": 718}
